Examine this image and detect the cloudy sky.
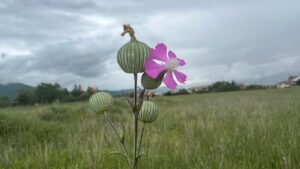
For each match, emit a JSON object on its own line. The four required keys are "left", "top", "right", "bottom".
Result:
{"left": 0, "top": 0, "right": 299, "bottom": 90}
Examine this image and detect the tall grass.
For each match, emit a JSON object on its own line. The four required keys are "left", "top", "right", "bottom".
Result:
{"left": 0, "top": 88, "right": 299, "bottom": 169}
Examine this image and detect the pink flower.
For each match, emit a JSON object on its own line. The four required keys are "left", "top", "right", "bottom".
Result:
{"left": 144, "top": 43, "right": 187, "bottom": 90}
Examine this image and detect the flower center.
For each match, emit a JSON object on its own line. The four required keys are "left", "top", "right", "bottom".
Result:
{"left": 165, "top": 58, "right": 179, "bottom": 71}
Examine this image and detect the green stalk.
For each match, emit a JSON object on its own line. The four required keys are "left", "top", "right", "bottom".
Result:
{"left": 104, "top": 112, "right": 132, "bottom": 167}
{"left": 138, "top": 124, "right": 145, "bottom": 156}
{"left": 133, "top": 73, "right": 138, "bottom": 169}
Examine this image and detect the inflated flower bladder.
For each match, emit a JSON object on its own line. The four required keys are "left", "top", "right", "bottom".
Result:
{"left": 89, "top": 92, "right": 113, "bottom": 114}
{"left": 89, "top": 24, "right": 186, "bottom": 169}
{"left": 117, "top": 32, "right": 150, "bottom": 73}
{"left": 138, "top": 101, "right": 159, "bottom": 123}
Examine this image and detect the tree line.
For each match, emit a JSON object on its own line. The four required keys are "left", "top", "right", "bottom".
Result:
{"left": 164, "top": 81, "right": 270, "bottom": 96}
{"left": 0, "top": 83, "right": 96, "bottom": 107}
{"left": 1, "top": 80, "right": 300, "bottom": 107}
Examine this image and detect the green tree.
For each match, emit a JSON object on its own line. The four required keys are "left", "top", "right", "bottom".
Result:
{"left": 15, "top": 89, "right": 35, "bottom": 105}
{"left": 35, "top": 83, "right": 64, "bottom": 103}
{"left": 209, "top": 81, "right": 240, "bottom": 92}
{"left": 163, "top": 91, "right": 172, "bottom": 96}
{"left": 0, "top": 96, "right": 10, "bottom": 107}
{"left": 246, "top": 84, "right": 267, "bottom": 90}
{"left": 71, "top": 84, "right": 84, "bottom": 97}
{"left": 173, "top": 89, "right": 189, "bottom": 95}
{"left": 296, "top": 79, "right": 300, "bottom": 86}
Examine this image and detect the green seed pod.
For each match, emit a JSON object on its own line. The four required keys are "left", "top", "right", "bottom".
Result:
{"left": 141, "top": 72, "right": 165, "bottom": 89}
{"left": 138, "top": 101, "right": 159, "bottom": 123}
{"left": 117, "top": 24, "right": 150, "bottom": 73}
{"left": 89, "top": 92, "right": 113, "bottom": 114}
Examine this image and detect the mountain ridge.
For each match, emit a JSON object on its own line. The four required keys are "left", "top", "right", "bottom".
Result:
{"left": 0, "top": 83, "right": 36, "bottom": 99}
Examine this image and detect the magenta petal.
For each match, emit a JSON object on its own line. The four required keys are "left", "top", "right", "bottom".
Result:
{"left": 163, "top": 71, "right": 177, "bottom": 90}
{"left": 150, "top": 43, "right": 168, "bottom": 62}
{"left": 144, "top": 59, "right": 165, "bottom": 78}
{"left": 177, "top": 58, "right": 186, "bottom": 66}
{"left": 168, "top": 50, "right": 176, "bottom": 59}
{"left": 174, "top": 70, "right": 187, "bottom": 84}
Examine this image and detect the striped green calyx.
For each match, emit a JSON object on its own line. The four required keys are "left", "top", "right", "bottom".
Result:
{"left": 141, "top": 72, "right": 165, "bottom": 89}
{"left": 89, "top": 92, "right": 113, "bottom": 114}
{"left": 138, "top": 101, "right": 159, "bottom": 123}
{"left": 117, "top": 24, "right": 150, "bottom": 73}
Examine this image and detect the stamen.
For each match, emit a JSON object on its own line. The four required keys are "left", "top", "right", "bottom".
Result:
{"left": 165, "top": 58, "right": 179, "bottom": 71}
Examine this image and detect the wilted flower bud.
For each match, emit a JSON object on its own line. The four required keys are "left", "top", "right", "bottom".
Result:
{"left": 89, "top": 92, "right": 113, "bottom": 114}
{"left": 138, "top": 101, "right": 159, "bottom": 123}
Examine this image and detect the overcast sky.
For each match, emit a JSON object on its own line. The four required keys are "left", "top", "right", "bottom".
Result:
{"left": 0, "top": 0, "right": 299, "bottom": 90}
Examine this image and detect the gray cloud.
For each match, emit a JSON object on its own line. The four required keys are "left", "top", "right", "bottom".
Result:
{"left": 0, "top": 0, "right": 300, "bottom": 90}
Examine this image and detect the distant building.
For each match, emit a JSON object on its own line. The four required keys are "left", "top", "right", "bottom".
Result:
{"left": 277, "top": 81, "right": 291, "bottom": 88}
{"left": 239, "top": 84, "right": 247, "bottom": 90}
{"left": 189, "top": 85, "right": 209, "bottom": 93}
{"left": 146, "top": 91, "right": 156, "bottom": 98}
{"left": 288, "top": 76, "right": 300, "bottom": 85}
{"left": 276, "top": 75, "right": 300, "bottom": 88}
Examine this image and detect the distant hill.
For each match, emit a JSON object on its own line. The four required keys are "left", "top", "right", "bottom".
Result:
{"left": 103, "top": 89, "right": 133, "bottom": 96}
{"left": 0, "top": 83, "right": 171, "bottom": 99}
{"left": 104, "top": 87, "right": 170, "bottom": 96}
{"left": 0, "top": 83, "right": 35, "bottom": 99}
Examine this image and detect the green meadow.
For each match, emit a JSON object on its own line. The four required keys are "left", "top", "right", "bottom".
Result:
{"left": 0, "top": 88, "right": 299, "bottom": 169}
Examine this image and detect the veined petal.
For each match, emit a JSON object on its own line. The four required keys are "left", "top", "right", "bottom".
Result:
{"left": 150, "top": 43, "right": 168, "bottom": 62}
{"left": 163, "top": 71, "right": 177, "bottom": 90}
{"left": 174, "top": 70, "right": 187, "bottom": 84}
{"left": 168, "top": 50, "right": 176, "bottom": 59}
{"left": 144, "top": 59, "right": 165, "bottom": 78}
{"left": 177, "top": 58, "right": 186, "bottom": 66}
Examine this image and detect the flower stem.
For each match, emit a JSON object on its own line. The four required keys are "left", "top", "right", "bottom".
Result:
{"left": 104, "top": 112, "right": 132, "bottom": 167}
{"left": 104, "top": 112, "right": 119, "bottom": 137}
{"left": 138, "top": 124, "right": 145, "bottom": 156}
{"left": 133, "top": 73, "right": 138, "bottom": 169}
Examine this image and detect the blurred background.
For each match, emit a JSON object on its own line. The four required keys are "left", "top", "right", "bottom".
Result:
{"left": 0, "top": 0, "right": 299, "bottom": 90}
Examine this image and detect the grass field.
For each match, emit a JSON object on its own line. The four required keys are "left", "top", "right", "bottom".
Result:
{"left": 0, "top": 88, "right": 300, "bottom": 169}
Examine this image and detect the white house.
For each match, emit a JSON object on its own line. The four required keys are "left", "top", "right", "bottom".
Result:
{"left": 289, "top": 76, "right": 300, "bottom": 84}
{"left": 189, "top": 85, "right": 210, "bottom": 93}
{"left": 276, "top": 76, "right": 300, "bottom": 88}
{"left": 276, "top": 81, "right": 291, "bottom": 88}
